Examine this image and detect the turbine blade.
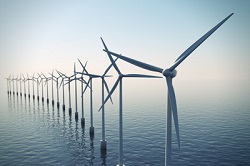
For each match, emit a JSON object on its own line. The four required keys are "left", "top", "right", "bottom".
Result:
{"left": 82, "top": 79, "right": 90, "bottom": 95}
{"left": 98, "top": 78, "right": 120, "bottom": 111}
{"left": 103, "top": 57, "right": 118, "bottom": 76}
{"left": 103, "top": 79, "right": 113, "bottom": 104}
{"left": 123, "top": 74, "right": 162, "bottom": 78}
{"left": 166, "top": 77, "right": 180, "bottom": 149}
{"left": 169, "top": 13, "right": 233, "bottom": 71}
{"left": 101, "top": 37, "right": 122, "bottom": 75}
{"left": 104, "top": 50, "right": 163, "bottom": 73}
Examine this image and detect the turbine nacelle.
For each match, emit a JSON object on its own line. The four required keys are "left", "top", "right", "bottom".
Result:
{"left": 162, "top": 69, "right": 177, "bottom": 78}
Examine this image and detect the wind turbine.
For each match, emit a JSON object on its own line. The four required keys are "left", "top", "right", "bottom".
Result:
{"left": 101, "top": 13, "right": 233, "bottom": 166}
{"left": 5, "top": 75, "right": 11, "bottom": 95}
{"left": 50, "top": 71, "right": 62, "bottom": 108}
{"left": 49, "top": 70, "right": 55, "bottom": 106}
{"left": 12, "top": 75, "right": 15, "bottom": 95}
{"left": 26, "top": 73, "right": 32, "bottom": 99}
{"left": 74, "top": 60, "right": 89, "bottom": 127}
{"left": 22, "top": 74, "right": 27, "bottom": 98}
{"left": 35, "top": 73, "right": 42, "bottom": 101}
{"left": 100, "top": 38, "right": 162, "bottom": 166}
{"left": 31, "top": 73, "right": 36, "bottom": 100}
{"left": 15, "top": 74, "right": 19, "bottom": 96}
{"left": 76, "top": 59, "right": 114, "bottom": 140}
{"left": 57, "top": 70, "right": 66, "bottom": 111}
{"left": 39, "top": 73, "right": 46, "bottom": 102}
{"left": 19, "top": 74, "right": 23, "bottom": 97}
{"left": 42, "top": 73, "right": 51, "bottom": 104}
{"left": 61, "top": 72, "right": 75, "bottom": 115}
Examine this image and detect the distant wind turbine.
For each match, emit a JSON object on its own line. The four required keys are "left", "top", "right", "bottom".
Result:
{"left": 49, "top": 70, "right": 55, "bottom": 106}
{"left": 50, "top": 71, "right": 62, "bottom": 108}
{"left": 57, "top": 70, "right": 66, "bottom": 110}
{"left": 61, "top": 72, "right": 75, "bottom": 114}
{"left": 42, "top": 73, "right": 50, "bottom": 103}
{"left": 18, "top": 74, "right": 22, "bottom": 97}
{"left": 15, "top": 74, "right": 19, "bottom": 96}
{"left": 31, "top": 73, "right": 36, "bottom": 100}
{"left": 12, "top": 75, "right": 15, "bottom": 95}
{"left": 102, "top": 13, "right": 233, "bottom": 166}
{"left": 22, "top": 74, "right": 27, "bottom": 98}
{"left": 100, "top": 38, "right": 162, "bottom": 166}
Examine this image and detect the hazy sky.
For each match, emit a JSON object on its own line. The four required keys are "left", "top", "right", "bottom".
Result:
{"left": 0, "top": 0, "right": 249, "bottom": 87}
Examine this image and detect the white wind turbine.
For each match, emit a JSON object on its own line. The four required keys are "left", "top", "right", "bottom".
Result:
{"left": 15, "top": 74, "right": 19, "bottom": 96}
{"left": 5, "top": 75, "right": 11, "bottom": 95}
{"left": 35, "top": 73, "right": 41, "bottom": 101}
{"left": 100, "top": 38, "right": 162, "bottom": 166}
{"left": 102, "top": 13, "right": 233, "bottom": 166}
{"left": 56, "top": 70, "right": 66, "bottom": 110}
{"left": 26, "top": 73, "right": 32, "bottom": 99}
{"left": 12, "top": 75, "right": 15, "bottom": 95}
{"left": 22, "top": 74, "right": 27, "bottom": 98}
{"left": 31, "top": 73, "right": 36, "bottom": 100}
{"left": 18, "top": 74, "right": 22, "bottom": 97}
{"left": 50, "top": 71, "right": 62, "bottom": 108}
{"left": 60, "top": 72, "right": 75, "bottom": 114}
{"left": 38, "top": 73, "right": 46, "bottom": 102}
{"left": 76, "top": 59, "right": 114, "bottom": 138}
{"left": 42, "top": 73, "right": 51, "bottom": 103}
{"left": 49, "top": 70, "right": 55, "bottom": 106}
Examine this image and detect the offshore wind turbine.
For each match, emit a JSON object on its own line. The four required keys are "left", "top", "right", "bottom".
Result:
{"left": 42, "top": 73, "right": 51, "bottom": 104}
{"left": 22, "top": 74, "right": 27, "bottom": 98}
{"left": 35, "top": 73, "right": 41, "bottom": 101}
{"left": 27, "top": 73, "right": 32, "bottom": 99}
{"left": 19, "top": 74, "right": 22, "bottom": 97}
{"left": 102, "top": 13, "right": 233, "bottom": 166}
{"left": 5, "top": 75, "right": 11, "bottom": 95}
{"left": 100, "top": 38, "right": 161, "bottom": 166}
{"left": 39, "top": 73, "right": 46, "bottom": 102}
{"left": 57, "top": 70, "right": 66, "bottom": 110}
{"left": 50, "top": 71, "right": 62, "bottom": 108}
{"left": 49, "top": 70, "right": 55, "bottom": 106}
{"left": 12, "top": 75, "right": 15, "bottom": 95}
{"left": 15, "top": 74, "right": 19, "bottom": 96}
{"left": 32, "top": 73, "right": 36, "bottom": 100}
{"left": 77, "top": 59, "right": 114, "bottom": 141}
{"left": 61, "top": 72, "right": 75, "bottom": 114}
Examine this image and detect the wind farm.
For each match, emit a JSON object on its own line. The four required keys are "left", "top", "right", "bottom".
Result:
{"left": 2, "top": 6, "right": 247, "bottom": 166}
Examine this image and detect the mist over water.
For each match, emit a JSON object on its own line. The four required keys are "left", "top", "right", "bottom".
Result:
{"left": 0, "top": 80, "right": 250, "bottom": 165}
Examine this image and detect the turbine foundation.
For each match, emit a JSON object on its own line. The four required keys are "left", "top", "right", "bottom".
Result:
{"left": 57, "top": 102, "right": 60, "bottom": 108}
{"left": 89, "top": 127, "right": 94, "bottom": 136}
{"left": 75, "top": 112, "right": 78, "bottom": 120}
{"left": 69, "top": 108, "right": 72, "bottom": 115}
{"left": 52, "top": 100, "right": 54, "bottom": 105}
{"left": 62, "top": 105, "right": 65, "bottom": 111}
{"left": 81, "top": 118, "right": 85, "bottom": 127}
{"left": 47, "top": 98, "right": 49, "bottom": 103}
{"left": 42, "top": 97, "right": 44, "bottom": 102}
{"left": 100, "top": 140, "right": 107, "bottom": 152}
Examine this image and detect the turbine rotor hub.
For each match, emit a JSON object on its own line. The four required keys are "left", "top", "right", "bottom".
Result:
{"left": 162, "top": 69, "right": 177, "bottom": 78}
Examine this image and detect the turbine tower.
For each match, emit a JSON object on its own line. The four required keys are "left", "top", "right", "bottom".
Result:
{"left": 100, "top": 38, "right": 161, "bottom": 166}
{"left": 101, "top": 13, "right": 233, "bottom": 166}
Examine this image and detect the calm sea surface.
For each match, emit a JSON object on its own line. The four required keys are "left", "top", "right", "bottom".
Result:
{"left": 0, "top": 80, "right": 250, "bottom": 165}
